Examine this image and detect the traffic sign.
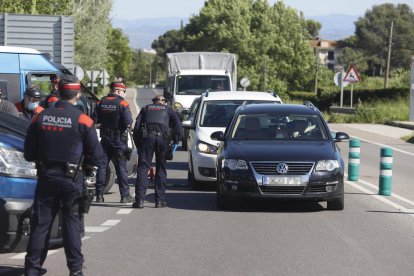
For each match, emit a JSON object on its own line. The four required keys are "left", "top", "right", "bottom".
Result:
{"left": 343, "top": 65, "right": 361, "bottom": 83}
{"left": 334, "top": 70, "right": 349, "bottom": 87}
{"left": 99, "top": 69, "right": 110, "bottom": 86}
{"left": 240, "top": 77, "right": 250, "bottom": 88}
{"left": 86, "top": 70, "right": 100, "bottom": 82}
{"left": 73, "top": 65, "right": 85, "bottom": 81}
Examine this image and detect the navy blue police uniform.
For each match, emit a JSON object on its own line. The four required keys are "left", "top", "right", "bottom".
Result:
{"left": 132, "top": 97, "right": 182, "bottom": 208}
{"left": 23, "top": 81, "right": 102, "bottom": 276}
{"left": 95, "top": 82, "right": 133, "bottom": 203}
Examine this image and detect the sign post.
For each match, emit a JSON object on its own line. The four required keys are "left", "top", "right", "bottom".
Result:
{"left": 343, "top": 65, "right": 361, "bottom": 108}
{"left": 334, "top": 69, "right": 349, "bottom": 107}
{"left": 240, "top": 77, "right": 250, "bottom": 91}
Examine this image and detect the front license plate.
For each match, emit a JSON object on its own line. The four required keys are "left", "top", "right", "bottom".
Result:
{"left": 263, "top": 176, "right": 306, "bottom": 186}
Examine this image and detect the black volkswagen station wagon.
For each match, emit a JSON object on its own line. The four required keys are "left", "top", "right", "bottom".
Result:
{"left": 211, "top": 102, "right": 349, "bottom": 210}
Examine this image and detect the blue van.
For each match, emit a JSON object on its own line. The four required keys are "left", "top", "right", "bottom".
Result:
{"left": 0, "top": 46, "right": 60, "bottom": 104}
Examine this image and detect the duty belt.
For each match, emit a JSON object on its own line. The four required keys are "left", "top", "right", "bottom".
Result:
{"left": 147, "top": 130, "right": 163, "bottom": 137}
{"left": 101, "top": 128, "right": 123, "bottom": 137}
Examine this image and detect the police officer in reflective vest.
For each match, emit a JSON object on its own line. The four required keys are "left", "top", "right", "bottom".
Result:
{"left": 23, "top": 78, "right": 103, "bottom": 276}
{"left": 15, "top": 85, "right": 45, "bottom": 121}
{"left": 132, "top": 96, "right": 182, "bottom": 208}
{"left": 95, "top": 81, "right": 133, "bottom": 203}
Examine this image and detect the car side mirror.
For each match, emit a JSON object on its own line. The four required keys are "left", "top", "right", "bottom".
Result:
{"left": 181, "top": 109, "right": 190, "bottom": 115}
{"left": 182, "top": 120, "right": 195, "bottom": 129}
{"left": 335, "top": 132, "right": 349, "bottom": 142}
{"left": 211, "top": 131, "right": 225, "bottom": 141}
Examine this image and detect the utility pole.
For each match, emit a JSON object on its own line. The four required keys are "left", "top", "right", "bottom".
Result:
{"left": 314, "top": 49, "right": 319, "bottom": 94}
{"left": 384, "top": 21, "right": 394, "bottom": 89}
{"left": 262, "top": 57, "right": 267, "bottom": 91}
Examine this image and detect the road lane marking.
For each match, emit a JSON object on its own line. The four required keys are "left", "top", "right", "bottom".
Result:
{"left": 348, "top": 175, "right": 414, "bottom": 207}
{"left": 346, "top": 180, "right": 414, "bottom": 218}
{"left": 85, "top": 226, "right": 110, "bottom": 233}
{"left": 331, "top": 129, "right": 414, "bottom": 157}
{"left": 11, "top": 249, "right": 60, "bottom": 260}
{"left": 117, "top": 209, "right": 133, "bottom": 214}
{"left": 82, "top": 236, "right": 91, "bottom": 241}
{"left": 101, "top": 220, "right": 121, "bottom": 227}
{"left": 133, "top": 87, "right": 140, "bottom": 113}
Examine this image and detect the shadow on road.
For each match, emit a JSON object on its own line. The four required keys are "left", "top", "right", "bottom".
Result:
{"left": 0, "top": 266, "right": 46, "bottom": 275}
{"left": 145, "top": 191, "right": 326, "bottom": 213}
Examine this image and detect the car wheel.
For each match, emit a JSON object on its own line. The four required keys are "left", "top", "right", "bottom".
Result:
{"left": 104, "top": 161, "right": 115, "bottom": 194}
{"left": 216, "top": 188, "right": 231, "bottom": 210}
{"left": 327, "top": 194, "right": 344, "bottom": 210}
{"left": 188, "top": 154, "right": 202, "bottom": 190}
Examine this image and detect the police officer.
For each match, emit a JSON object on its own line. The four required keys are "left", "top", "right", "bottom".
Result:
{"left": 94, "top": 81, "right": 133, "bottom": 203}
{"left": 23, "top": 77, "right": 103, "bottom": 276}
{"left": 132, "top": 96, "right": 182, "bottom": 208}
{"left": 43, "top": 75, "right": 60, "bottom": 107}
{"left": 15, "top": 85, "right": 45, "bottom": 121}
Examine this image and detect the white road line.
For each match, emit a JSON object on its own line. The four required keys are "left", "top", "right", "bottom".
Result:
{"left": 11, "top": 249, "right": 60, "bottom": 260}
{"left": 117, "top": 209, "right": 133, "bottom": 215}
{"left": 85, "top": 226, "right": 110, "bottom": 233}
{"left": 348, "top": 175, "right": 414, "bottom": 207}
{"left": 101, "top": 220, "right": 121, "bottom": 227}
{"left": 346, "top": 180, "right": 414, "bottom": 218}
{"left": 133, "top": 87, "right": 140, "bottom": 113}
{"left": 331, "top": 129, "right": 414, "bottom": 157}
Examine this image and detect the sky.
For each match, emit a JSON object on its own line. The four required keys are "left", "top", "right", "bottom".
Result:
{"left": 112, "top": 0, "right": 414, "bottom": 20}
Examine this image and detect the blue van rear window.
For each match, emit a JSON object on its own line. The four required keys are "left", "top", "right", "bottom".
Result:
{"left": 19, "top": 54, "right": 58, "bottom": 71}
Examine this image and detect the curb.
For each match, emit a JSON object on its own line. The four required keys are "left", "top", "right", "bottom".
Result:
{"left": 386, "top": 121, "right": 414, "bottom": 131}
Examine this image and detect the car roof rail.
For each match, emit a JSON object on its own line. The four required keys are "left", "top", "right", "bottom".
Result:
{"left": 241, "top": 100, "right": 248, "bottom": 109}
{"left": 303, "top": 101, "right": 318, "bottom": 111}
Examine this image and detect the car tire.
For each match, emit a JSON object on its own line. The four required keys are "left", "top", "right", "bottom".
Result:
{"left": 188, "top": 154, "right": 202, "bottom": 190}
{"left": 216, "top": 189, "right": 231, "bottom": 210}
{"left": 327, "top": 194, "right": 344, "bottom": 210}
{"left": 104, "top": 161, "right": 115, "bottom": 194}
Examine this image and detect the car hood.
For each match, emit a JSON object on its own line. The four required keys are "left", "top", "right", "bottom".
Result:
{"left": 224, "top": 140, "right": 337, "bottom": 161}
{"left": 0, "top": 132, "right": 24, "bottom": 151}
{"left": 196, "top": 126, "right": 226, "bottom": 147}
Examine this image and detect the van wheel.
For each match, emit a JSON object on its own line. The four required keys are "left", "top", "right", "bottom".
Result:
{"left": 104, "top": 161, "right": 115, "bottom": 194}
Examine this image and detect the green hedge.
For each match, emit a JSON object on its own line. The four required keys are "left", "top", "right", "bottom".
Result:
{"left": 287, "top": 88, "right": 410, "bottom": 111}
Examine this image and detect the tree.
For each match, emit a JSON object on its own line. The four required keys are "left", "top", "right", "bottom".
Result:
{"left": 178, "top": 0, "right": 314, "bottom": 94}
{"left": 106, "top": 27, "right": 132, "bottom": 80}
{"left": 355, "top": 3, "right": 414, "bottom": 72}
{"left": 129, "top": 50, "right": 157, "bottom": 85}
{"left": 0, "top": 0, "right": 71, "bottom": 15}
{"left": 71, "top": 0, "right": 112, "bottom": 70}
{"left": 306, "top": 19, "right": 322, "bottom": 39}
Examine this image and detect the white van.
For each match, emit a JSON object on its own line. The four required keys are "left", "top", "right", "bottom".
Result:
{"left": 182, "top": 91, "right": 282, "bottom": 189}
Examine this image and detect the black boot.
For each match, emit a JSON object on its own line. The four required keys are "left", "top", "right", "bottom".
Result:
{"left": 132, "top": 200, "right": 144, "bottom": 209}
{"left": 155, "top": 201, "right": 167, "bottom": 208}
{"left": 96, "top": 194, "right": 104, "bottom": 203}
{"left": 69, "top": 270, "right": 83, "bottom": 276}
{"left": 120, "top": 194, "right": 134, "bottom": 203}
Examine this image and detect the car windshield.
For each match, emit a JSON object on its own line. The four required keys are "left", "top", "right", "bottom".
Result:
{"left": 176, "top": 75, "right": 230, "bottom": 95}
{"left": 230, "top": 113, "right": 329, "bottom": 140}
{"left": 200, "top": 100, "right": 276, "bottom": 128}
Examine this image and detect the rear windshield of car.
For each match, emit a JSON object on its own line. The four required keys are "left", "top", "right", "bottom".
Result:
{"left": 199, "top": 100, "right": 276, "bottom": 128}
{"left": 230, "top": 113, "right": 329, "bottom": 140}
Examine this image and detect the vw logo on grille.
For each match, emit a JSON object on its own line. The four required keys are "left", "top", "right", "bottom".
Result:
{"left": 276, "top": 163, "right": 288, "bottom": 174}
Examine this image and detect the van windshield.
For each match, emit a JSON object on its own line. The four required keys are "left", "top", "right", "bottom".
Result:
{"left": 176, "top": 75, "right": 230, "bottom": 95}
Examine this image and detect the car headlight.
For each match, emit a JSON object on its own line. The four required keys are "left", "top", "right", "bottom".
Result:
{"left": 196, "top": 141, "right": 218, "bottom": 154}
{"left": 315, "top": 160, "right": 339, "bottom": 172}
{"left": 0, "top": 145, "right": 37, "bottom": 178}
{"left": 223, "top": 159, "right": 248, "bottom": 170}
{"left": 174, "top": 102, "right": 183, "bottom": 112}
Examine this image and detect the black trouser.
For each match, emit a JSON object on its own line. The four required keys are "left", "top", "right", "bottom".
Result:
{"left": 135, "top": 134, "right": 167, "bottom": 203}
{"left": 96, "top": 136, "right": 130, "bottom": 198}
{"left": 25, "top": 169, "right": 83, "bottom": 275}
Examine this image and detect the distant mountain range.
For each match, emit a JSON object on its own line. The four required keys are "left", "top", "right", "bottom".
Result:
{"left": 112, "top": 14, "right": 359, "bottom": 50}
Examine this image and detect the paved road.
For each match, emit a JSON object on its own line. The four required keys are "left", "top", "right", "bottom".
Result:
{"left": 1, "top": 88, "right": 413, "bottom": 275}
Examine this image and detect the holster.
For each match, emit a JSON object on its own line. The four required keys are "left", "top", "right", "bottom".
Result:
{"left": 125, "top": 147, "right": 133, "bottom": 161}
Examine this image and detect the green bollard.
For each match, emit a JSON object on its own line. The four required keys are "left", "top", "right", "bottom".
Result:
{"left": 348, "top": 139, "right": 360, "bottom": 181}
{"left": 379, "top": 147, "right": 393, "bottom": 196}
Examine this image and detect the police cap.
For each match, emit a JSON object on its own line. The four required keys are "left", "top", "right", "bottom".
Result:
{"left": 110, "top": 81, "right": 126, "bottom": 92}
{"left": 25, "top": 85, "right": 43, "bottom": 98}
{"left": 59, "top": 77, "right": 81, "bottom": 100}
